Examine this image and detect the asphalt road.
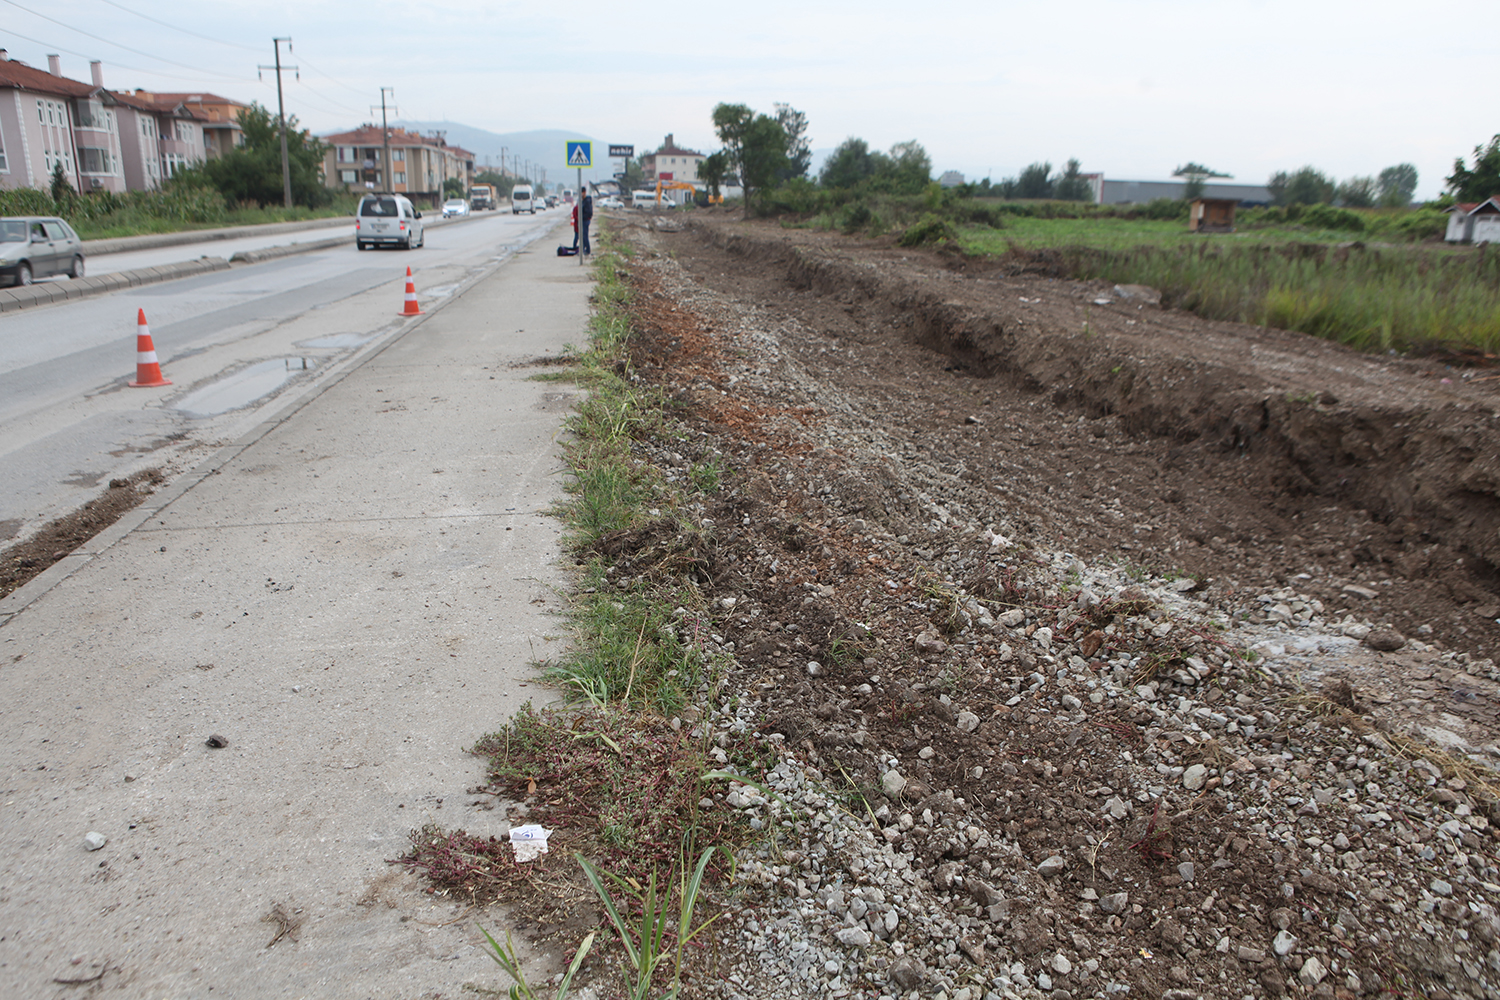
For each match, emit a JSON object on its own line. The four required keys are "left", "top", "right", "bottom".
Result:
{"left": 0, "top": 212, "right": 590, "bottom": 997}
{"left": 0, "top": 208, "right": 572, "bottom": 544}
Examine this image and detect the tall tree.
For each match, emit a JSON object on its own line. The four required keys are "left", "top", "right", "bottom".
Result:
{"left": 193, "top": 102, "right": 329, "bottom": 208}
{"left": 1376, "top": 163, "right": 1418, "bottom": 207}
{"left": 711, "top": 103, "right": 788, "bottom": 211}
{"left": 774, "top": 103, "right": 812, "bottom": 180}
{"left": 887, "top": 140, "right": 932, "bottom": 194}
{"left": 1015, "top": 162, "right": 1053, "bottom": 200}
{"left": 1447, "top": 137, "right": 1500, "bottom": 202}
{"left": 820, "top": 137, "right": 876, "bottom": 189}
{"left": 1268, "top": 166, "right": 1334, "bottom": 206}
{"left": 1173, "top": 162, "right": 1230, "bottom": 200}
{"left": 698, "top": 150, "right": 729, "bottom": 198}
{"left": 1335, "top": 176, "right": 1376, "bottom": 208}
{"left": 1053, "top": 159, "right": 1094, "bottom": 201}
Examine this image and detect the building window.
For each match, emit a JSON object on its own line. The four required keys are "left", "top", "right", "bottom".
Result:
{"left": 394, "top": 171, "right": 407, "bottom": 185}
{"left": 340, "top": 169, "right": 356, "bottom": 184}
{"left": 338, "top": 146, "right": 352, "bottom": 163}
{"left": 80, "top": 147, "right": 113, "bottom": 173}
{"left": 0, "top": 124, "right": 7, "bottom": 172}
{"left": 75, "top": 99, "right": 106, "bottom": 129}
{"left": 393, "top": 149, "right": 405, "bottom": 162}
{"left": 175, "top": 121, "right": 194, "bottom": 143}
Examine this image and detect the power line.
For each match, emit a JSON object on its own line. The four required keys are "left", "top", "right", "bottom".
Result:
{"left": 0, "top": 26, "right": 243, "bottom": 85}
{"left": 0, "top": 0, "right": 249, "bottom": 82}
{"left": 94, "top": 0, "right": 260, "bottom": 52}
{"left": 295, "top": 54, "right": 368, "bottom": 99}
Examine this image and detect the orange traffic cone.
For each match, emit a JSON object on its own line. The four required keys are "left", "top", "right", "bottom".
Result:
{"left": 399, "top": 266, "right": 422, "bottom": 316}
{"left": 128, "top": 308, "right": 172, "bottom": 387}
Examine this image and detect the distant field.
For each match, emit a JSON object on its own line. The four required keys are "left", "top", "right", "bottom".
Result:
{"left": 954, "top": 214, "right": 1500, "bottom": 356}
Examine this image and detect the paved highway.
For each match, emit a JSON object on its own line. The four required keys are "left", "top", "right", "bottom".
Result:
{"left": 0, "top": 208, "right": 569, "bottom": 543}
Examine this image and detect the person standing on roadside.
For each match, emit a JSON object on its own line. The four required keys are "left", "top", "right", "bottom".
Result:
{"left": 580, "top": 187, "right": 593, "bottom": 256}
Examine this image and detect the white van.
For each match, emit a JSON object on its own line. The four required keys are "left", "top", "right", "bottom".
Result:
{"left": 632, "top": 189, "right": 659, "bottom": 209}
{"left": 355, "top": 194, "right": 424, "bottom": 250}
{"left": 511, "top": 185, "right": 536, "bottom": 214}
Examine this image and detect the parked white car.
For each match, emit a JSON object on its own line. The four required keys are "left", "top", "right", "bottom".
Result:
{"left": 598, "top": 196, "right": 625, "bottom": 209}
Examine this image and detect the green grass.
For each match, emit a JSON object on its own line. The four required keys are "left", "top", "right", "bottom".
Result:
{"left": 954, "top": 213, "right": 1500, "bottom": 354}
{"left": 0, "top": 184, "right": 360, "bottom": 240}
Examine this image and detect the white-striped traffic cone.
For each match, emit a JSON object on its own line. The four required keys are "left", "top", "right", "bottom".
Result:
{"left": 128, "top": 308, "right": 172, "bottom": 387}
{"left": 399, "top": 266, "right": 422, "bottom": 316}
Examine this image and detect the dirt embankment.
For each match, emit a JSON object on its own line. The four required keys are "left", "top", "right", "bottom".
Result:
{"left": 583, "top": 214, "right": 1500, "bottom": 1000}
{"left": 686, "top": 219, "right": 1500, "bottom": 655}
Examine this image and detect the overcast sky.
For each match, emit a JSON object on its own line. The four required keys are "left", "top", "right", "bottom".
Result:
{"left": 3, "top": 0, "right": 1493, "bottom": 199}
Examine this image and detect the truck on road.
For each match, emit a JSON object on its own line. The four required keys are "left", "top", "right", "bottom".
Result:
{"left": 470, "top": 184, "right": 497, "bottom": 211}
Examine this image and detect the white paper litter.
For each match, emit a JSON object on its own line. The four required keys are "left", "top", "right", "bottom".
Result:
{"left": 509, "top": 824, "right": 551, "bottom": 862}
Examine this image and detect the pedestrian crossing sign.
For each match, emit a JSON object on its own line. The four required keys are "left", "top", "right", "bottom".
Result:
{"left": 566, "top": 141, "right": 592, "bottom": 168}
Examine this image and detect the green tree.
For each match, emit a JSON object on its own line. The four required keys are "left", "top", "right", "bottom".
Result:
{"left": 1053, "top": 159, "right": 1094, "bottom": 202}
{"left": 1173, "top": 162, "right": 1230, "bottom": 200}
{"left": 710, "top": 103, "right": 788, "bottom": 211}
{"left": 49, "top": 161, "right": 75, "bottom": 203}
{"left": 886, "top": 140, "right": 932, "bottom": 194}
{"left": 193, "top": 102, "right": 329, "bottom": 208}
{"left": 1335, "top": 176, "right": 1376, "bottom": 208}
{"left": 1015, "top": 162, "right": 1053, "bottom": 199}
{"left": 1447, "top": 137, "right": 1500, "bottom": 202}
{"left": 820, "top": 137, "right": 877, "bottom": 189}
{"left": 1376, "top": 163, "right": 1418, "bottom": 207}
{"left": 1268, "top": 166, "right": 1334, "bottom": 206}
{"left": 442, "top": 177, "right": 466, "bottom": 198}
{"left": 775, "top": 103, "right": 812, "bottom": 181}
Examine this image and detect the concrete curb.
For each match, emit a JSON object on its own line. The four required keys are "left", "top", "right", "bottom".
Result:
{"left": 0, "top": 256, "right": 233, "bottom": 313}
{"left": 81, "top": 216, "right": 352, "bottom": 256}
{"left": 229, "top": 235, "right": 350, "bottom": 264}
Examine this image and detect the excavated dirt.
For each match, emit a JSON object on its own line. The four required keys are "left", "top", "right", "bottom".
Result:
{"left": 565, "top": 214, "right": 1500, "bottom": 1000}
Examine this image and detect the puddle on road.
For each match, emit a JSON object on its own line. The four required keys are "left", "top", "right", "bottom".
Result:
{"left": 296, "top": 333, "right": 373, "bottom": 349}
{"left": 175, "top": 358, "right": 318, "bottom": 418}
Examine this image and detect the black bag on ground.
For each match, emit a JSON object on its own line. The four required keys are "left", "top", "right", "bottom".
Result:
{"left": 557, "top": 246, "right": 579, "bottom": 257}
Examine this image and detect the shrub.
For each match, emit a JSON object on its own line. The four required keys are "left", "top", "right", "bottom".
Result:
{"left": 897, "top": 213, "right": 956, "bottom": 247}
{"left": 1300, "top": 203, "right": 1365, "bottom": 232}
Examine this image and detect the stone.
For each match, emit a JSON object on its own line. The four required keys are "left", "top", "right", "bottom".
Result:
{"left": 1051, "top": 953, "right": 1073, "bottom": 975}
{"left": 205, "top": 734, "right": 229, "bottom": 748}
{"left": 997, "top": 609, "right": 1026, "bottom": 628}
{"left": 956, "top": 710, "right": 980, "bottom": 733}
{"left": 1105, "top": 796, "right": 1130, "bottom": 820}
{"left": 1182, "top": 764, "right": 1208, "bottom": 791}
{"left": 1099, "top": 892, "right": 1129, "bottom": 914}
{"left": 1238, "top": 946, "right": 1267, "bottom": 963}
{"left": 1272, "top": 930, "right": 1298, "bottom": 956}
{"left": 83, "top": 831, "right": 106, "bottom": 851}
{"left": 890, "top": 955, "right": 926, "bottom": 990}
{"left": 1037, "top": 855, "right": 1067, "bottom": 876}
{"left": 1431, "top": 879, "right": 1454, "bottom": 897}
{"left": 882, "top": 770, "right": 907, "bottom": 799}
{"left": 915, "top": 631, "right": 949, "bottom": 654}
{"left": 1341, "top": 584, "right": 1379, "bottom": 599}
{"left": 1363, "top": 629, "right": 1406, "bottom": 652}
{"left": 1299, "top": 956, "right": 1328, "bottom": 987}
{"left": 835, "top": 927, "right": 872, "bottom": 948}
{"left": 1177, "top": 862, "right": 1195, "bottom": 882}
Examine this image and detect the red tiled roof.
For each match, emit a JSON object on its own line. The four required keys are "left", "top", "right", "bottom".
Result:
{"left": 322, "top": 125, "right": 451, "bottom": 149}
{"left": 136, "top": 91, "right": 242, "bottom": 106}
{"left": 0, "top": 59, "right": 96, "bottom": 97}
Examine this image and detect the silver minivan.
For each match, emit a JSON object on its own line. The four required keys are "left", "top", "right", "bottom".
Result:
{"left": 355, "top": 194, "right": 425, "bottom": 250}
{"left": 0, "top": 216, "right": 85, "bottom": 286}
{"left": 511, "top": 185, "right": 536, "bottom": 215}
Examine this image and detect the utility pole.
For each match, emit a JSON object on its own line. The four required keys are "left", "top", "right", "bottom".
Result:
{"left": 371, "top": 88, "right": 396, "bottom": 194}
{"left": 500, "top": 146, "right": 507, "bottom": 177}
{"left": 258, "top": 38, "right": 298, "bottom": 208}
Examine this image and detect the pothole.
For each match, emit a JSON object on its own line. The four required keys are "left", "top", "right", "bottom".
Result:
{"left": 175, "top": 358, "right": 318, "bottom": 418}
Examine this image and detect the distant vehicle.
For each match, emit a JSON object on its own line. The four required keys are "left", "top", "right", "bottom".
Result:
{"left": 511, "top": 185, "right": 536, "bottom": 214}
{"left": 470, "top": 184, "right": 497, "bottom": 211}
{"left": 0, "top": 216, "right": 84, "bottom": 286}
{"left": 545, "top": 194, "right": 559, "bottom": 208}
{"left": 355, "top": 194, "right": 425, "bottom": 250}
{"left": 599, "top": 196, "right": 624, "bottom": 209}
{"left": 442, "top": 199, "right": 470, "bottom": 218}
{"left": 632, "top": 189, "right": 659, "bottom": 208}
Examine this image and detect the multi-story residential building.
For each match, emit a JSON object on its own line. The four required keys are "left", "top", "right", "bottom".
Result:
{"left": 0, "top": 50, "right": 207, "bottom": 194}
{"left": 131, "top": 91, "right": 244, "bottom": 160}
{"left": 322, "top": 125, "right": 473, "bottom": 205}
{"left": 641, "top": 134, "right": 706, "bottom": 185}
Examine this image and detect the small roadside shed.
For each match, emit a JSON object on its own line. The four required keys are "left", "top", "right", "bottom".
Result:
{"left": 1446, "top": 202, "right": 1479, "bottom": 242}
{"left": 1444, "top": 198, "right": 1500, "bottom": 243}
{"left": 1188, "top": 197, "right": 1237, "bottom": 233}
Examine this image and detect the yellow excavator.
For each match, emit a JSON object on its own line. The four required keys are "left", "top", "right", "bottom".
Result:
{"left": 652, "top": 179, "right": 699, "bottom": 207}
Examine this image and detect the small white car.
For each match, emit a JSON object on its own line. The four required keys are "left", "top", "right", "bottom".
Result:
{"left": 599, "top": 196, "right": 625, "bottom": 209}
{"left": 442, "top": 199, "right": 470, "bottom": 218}
{"left": 355, "top": 194, "right": 425, "bottom": 250}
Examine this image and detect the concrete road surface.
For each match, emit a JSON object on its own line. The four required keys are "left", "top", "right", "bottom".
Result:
{"left": 0, "top": 210, "right": 567, "bottom": 546}
{"left": 0, "top": 236, "right": 591, "bottom": 997}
